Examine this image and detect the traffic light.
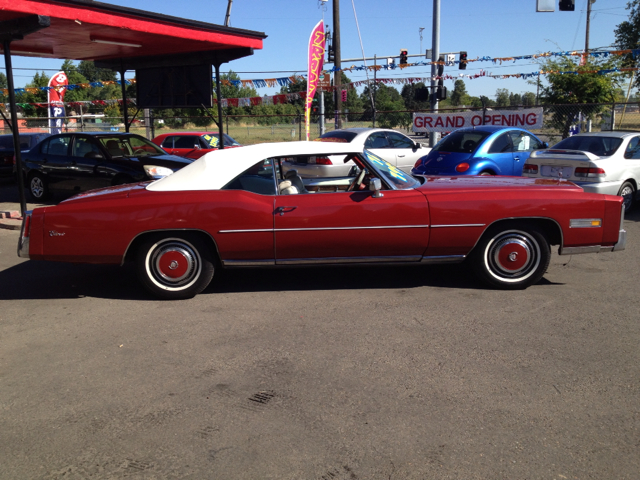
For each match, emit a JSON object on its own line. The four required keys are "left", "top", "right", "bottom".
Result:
{"left": 559, "top": 0, "right": 574, "bottom": 11}
{"left": 459, "top": 51, "right": 467, "bottom": 70}
{"left": 399, "top": 49, "right": 408, "bottom": 65}
{"left": 327, "top": 45, "right": 335, "bottom": 63}
{"left": 437, "top": 82, "right": 447, "bottom": 101}
{"left": 437, "top": 55, "right": 444, "bottom": 77}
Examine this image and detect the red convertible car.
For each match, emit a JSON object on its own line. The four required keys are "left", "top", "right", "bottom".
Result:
{"left": 18, "top": 141, "right": 626, "bottom": 299}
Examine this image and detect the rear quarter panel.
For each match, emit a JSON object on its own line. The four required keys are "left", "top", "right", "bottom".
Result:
{"left": 422, "top": 183, "right": 608, "bottom": 256}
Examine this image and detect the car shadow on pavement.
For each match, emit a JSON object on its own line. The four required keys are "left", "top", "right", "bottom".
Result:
{"left": 0, "top": 260, "right": 487, "bottom": 301}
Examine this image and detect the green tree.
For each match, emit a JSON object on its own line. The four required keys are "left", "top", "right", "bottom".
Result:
{"left": 495, "top": 88, "right": 510, "bottom": 107}
{"left": 522, "top": 92, "right": 537, "bottom": 106}
{"left": 538, "top": 56, "right": 621, "bottom": 138}
{"left": 614, "top": 0, "right": 640, "bottom": 90}
{"left": 16, "top": 71, "right": 48, "bottom": 117}
{"left": 509, "top": 92, "right": 522, "bottom": 106}
{"left": 401, "top": 82, "right": 431, "bottom": 112}
{"left": 449, "top": 80, "right": 469, "bottom": 106}
{"left": 361, "top": 83, "right": 405, "bottom": 128}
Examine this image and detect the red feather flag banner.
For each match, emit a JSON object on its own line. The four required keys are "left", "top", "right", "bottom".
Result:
{"left": 305, "top": 20, "right": 325, "bottom": 141}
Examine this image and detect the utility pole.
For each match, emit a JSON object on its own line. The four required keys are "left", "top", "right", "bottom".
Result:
{"left": 585, "top": 0, "right": 595, "bottom": 55}
{"left": 333, "top": 0, "right": 342, "bottom": 129}
{"left": 224, "top": 0, "right": 233, "bottom": 27}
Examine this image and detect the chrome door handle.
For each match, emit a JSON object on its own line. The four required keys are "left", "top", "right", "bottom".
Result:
{"left": 276, "top": 206, "right": 297, "bottom": 216}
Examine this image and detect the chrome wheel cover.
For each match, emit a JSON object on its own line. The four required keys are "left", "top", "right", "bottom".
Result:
{"left": 620, "top": 185, "right": 634, "bottom": 211}
{"left": 145, "top": 238, "right": 202, "bottom": 291}
{"left": 484, "top": 231, "right": 541, "bottom": 283}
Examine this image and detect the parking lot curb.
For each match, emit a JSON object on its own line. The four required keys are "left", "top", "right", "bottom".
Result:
{"left": 0, "top": 211, "right": 22, "bottom": 231}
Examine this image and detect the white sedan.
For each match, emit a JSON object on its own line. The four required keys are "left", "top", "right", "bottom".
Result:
{"left": 282, "top": 128, "right": 429, "bottom": 178}
{"left": 522, "top": 131, "right": 640, "bottom": 212}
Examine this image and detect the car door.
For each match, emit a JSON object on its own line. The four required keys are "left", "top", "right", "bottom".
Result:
{"left": 487, "top": 132, "right": 516, "bottom": 175}
{"left": 508, "top": 130, "right": 542, "bottom": 175}
{"left": 38, "top": 135, "right": 74, "bottom": 191}
{"left": 622, "top": 135, "right": 640, "bottom": 184}
{"left": 363, "top": 131, "right": 396, "bottom": 166}
{"left": 385, "top": 131, "right": 424, "bottom": 174}
{"left": 68, "top": 135, "right": 111, "bottom": 191}
{"left": 274, "top": 187, "right": 430, "bottom": 263}
{"left": 170, "top": 135, "right": 202, "bottom": 158}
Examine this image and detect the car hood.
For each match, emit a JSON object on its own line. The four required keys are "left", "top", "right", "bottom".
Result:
{"left": 59, "top": 182, "right": 150, "bottom": 204}
{"left": 415, "top": 175, "right": 583, "bottom": 193}
{"left": 124, "top": 154, "right": 193, "bottom": 168}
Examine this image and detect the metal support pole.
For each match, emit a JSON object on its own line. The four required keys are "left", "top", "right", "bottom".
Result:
{"left": 214, "top": 64, "right": 225, "bottom": 149}
{"left": 3, "top": 40, "right": 27, "bottom": 216}
{"left": 120, "top": 65, "right": 129, "bottom": 133}
{"left": 372, "top": 54, "right": 377, "bottom": 128}
{"left": 319, "top": 90, "right": 325, "bottom": 135}
{"left": 429, "top": 0, "right": 440, "bottom": 148}
{"left": 333, "top": 0, "right": 342, "bottom": 129}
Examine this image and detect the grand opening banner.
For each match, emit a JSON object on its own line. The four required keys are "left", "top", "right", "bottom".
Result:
{"left": 305, "top": 20, "right": 325, "bottom": 141}
{"left": 413, "top": 107, "right": 544, "bottom": 133}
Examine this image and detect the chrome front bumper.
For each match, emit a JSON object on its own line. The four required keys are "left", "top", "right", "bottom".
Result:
{"left": 17, "top": 211, "right": 31, "bottom": 259}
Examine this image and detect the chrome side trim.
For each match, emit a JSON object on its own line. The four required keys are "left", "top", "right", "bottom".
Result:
{"left": 430, "top": 224, "right": 485, "bottom": 228}
{"left": 17, "top": 211, "right": 32, "bottom": 259}
{"left": 276, "top": 255, "right": 422, "bottom": 265}
{"left": 219, "top": 228, "right": 273, "bottom": 233}
{"left": 222, "top": 259, "right": 276, "bottom": 267}
{"left": 220, "top": 225, "right": 430, "bottom": 234}
{"left": 420, "top": 255, "right": 466, "bottom": 264}
{"left": 560, "top": 246, "right": 603, "bottom": 255}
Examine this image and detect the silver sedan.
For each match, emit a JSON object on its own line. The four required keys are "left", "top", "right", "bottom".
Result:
{"left": 522, "top": 131, "right": 640, "bottom": 212}
{"left": 282, "top": 128, "right": 429, "bottom": 178}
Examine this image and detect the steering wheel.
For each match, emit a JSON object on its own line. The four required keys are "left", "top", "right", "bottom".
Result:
{"left": 134, "top": 148, "right": 146, "bottom": 154}
{"left": 347, "top": 169, "right": 366, "bottom": 192}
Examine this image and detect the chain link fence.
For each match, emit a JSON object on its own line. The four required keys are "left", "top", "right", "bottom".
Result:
{"left": 3, "top": 103, "right": 640, "bottom": 146}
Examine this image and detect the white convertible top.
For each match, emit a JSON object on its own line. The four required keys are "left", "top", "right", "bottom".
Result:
{"left": 147, "top": 141, "right": 362, "bottom": 192}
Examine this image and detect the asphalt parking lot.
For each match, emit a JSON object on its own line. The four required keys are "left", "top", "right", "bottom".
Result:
{"left": 1, "top": 180, "right": 639, "bottom": 479}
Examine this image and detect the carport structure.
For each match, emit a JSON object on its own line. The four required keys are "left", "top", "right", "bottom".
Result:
{"left": 1, "top": 0, "right": 266, "bottom": 214}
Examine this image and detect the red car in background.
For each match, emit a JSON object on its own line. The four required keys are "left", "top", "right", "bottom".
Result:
{"left": 152, "top": 132, "right": 241, "bottom": 159}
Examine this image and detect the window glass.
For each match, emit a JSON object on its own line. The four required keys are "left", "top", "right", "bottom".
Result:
{"left": 624, "top": 136, "right": 640, "bottom": 159}
{"left": 173, "top": 136, "right": 198, "bottom": 149}
{"left": 46, "top": 136, "right": 71, "bottom": 156}
{"left": 552, "top": 136, "right": 622, "bottom": 156}
{"left": 433, "top": 131, "right": 490, "bottom": 153}
{"left": 99, "top": 136, "right": 165, "bottom": 157}
{"left": 161, "top": 137, "right": 175, "bottom": 148}
{"left": 488, "top": 133, "right": 513, "bottom": 154}
{"left": 510, "top": 131, "right": 535, "bottom": 152}
{"left": 363, "top": 151, "right": 419, "bottom": 190}
{"left": 315, "top": 131, "right": 358, "bottom": 143}
{"left": 364, "top": 132, "right": 390, "bottom": 149}
{"left": 72, "top": 137, "right": 101, "bottom": 158}
{"left": 386, "top": 132, "right": 414, "bottom": 149}
{"left": 222, "top": 160, "right": 276, "bottom": 195}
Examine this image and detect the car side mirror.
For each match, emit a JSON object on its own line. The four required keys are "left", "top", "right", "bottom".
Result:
{"left": 369, "top": 178, "right": 383, "bottom": 198}
{"left": 84, "top": 151, "right": 104, "bottom": 159}
{"left": 542, "top": 142, "right": 549, "bottom": 149}
{"left": 415, "top": 142, "right": 422, "bottom": 149}
{"left": 195, "top": 144, "right": 201, "bottom": 150}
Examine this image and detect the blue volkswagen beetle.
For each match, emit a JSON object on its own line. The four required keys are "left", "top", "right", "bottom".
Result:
{"left": 411, "top": 126, "right": 548, "bottom": 176}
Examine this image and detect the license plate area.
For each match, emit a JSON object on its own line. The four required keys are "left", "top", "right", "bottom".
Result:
{"left": 541, "top": 165, "right": 573, "bottom": 178}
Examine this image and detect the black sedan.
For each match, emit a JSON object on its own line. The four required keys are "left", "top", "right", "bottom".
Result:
{"left": 0, "top": 132, "right": 51, "bottom": 180}
{"left": 20, "top": 132, "right": 193, "bottom": 201}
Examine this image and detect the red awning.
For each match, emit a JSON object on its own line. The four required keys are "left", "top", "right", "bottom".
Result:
{"left": 0, "top": 0, "right": 266, "bottom": 61}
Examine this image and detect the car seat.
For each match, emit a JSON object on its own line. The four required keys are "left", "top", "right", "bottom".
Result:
{"left": 278, "top": 180, "right": 299, "bottom": 195}
{"left": 106, "top": 140, "right": 123, "bottom": 156}
{"left": 285, "top": 169, "right": 307, "bottom": 193}
{"left": 463, "top": 140, "right": 476, "bottom": 153}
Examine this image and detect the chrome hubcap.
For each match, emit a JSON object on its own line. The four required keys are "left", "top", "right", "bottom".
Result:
{"left": 485, "top": 231, "right": 540, "bottom": 282}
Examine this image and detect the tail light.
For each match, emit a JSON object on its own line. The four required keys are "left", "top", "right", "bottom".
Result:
{"left": 414, "top": 158, "right": 424, "bottom": 169}
{"left": 575, "top": 167, "right": 605, "bottom": 178}
{"left": 523, "top": 163, "right": 538, "bottom": 174}
{"left": 310, "top": 156, "right": 333, "bottom": 165}
{"left": 456, "top": 163, "right": 470, "bottom": 173}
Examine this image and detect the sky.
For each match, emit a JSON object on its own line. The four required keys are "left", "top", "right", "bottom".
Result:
{"left": 2, "top": 0, "right": 632, "bottom": 101}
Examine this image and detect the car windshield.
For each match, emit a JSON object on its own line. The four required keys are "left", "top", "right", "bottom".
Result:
{"left": 315, "top": 131, "right": 358, "bottom": 143}
{"left": 551, "top": 136, "right": 623, "bottom": 156}
{"left": 99, "top": 136, "right": 166, "bottom": 157}
{"left": 201, "top": 134, "right": 240, "bottom": 148}
{"left": 363, "top": 150, "right": 419, "bottom": 189}
{"left": 433, "top": 131, "right": 491, "bottom": 153}
{"left": 0, "top": 135, "right": 34, "bottom": 150}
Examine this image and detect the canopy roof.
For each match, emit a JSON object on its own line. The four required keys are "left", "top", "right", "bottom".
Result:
{"left": 0, "top": 0, "right": 266, "bottom": 66}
